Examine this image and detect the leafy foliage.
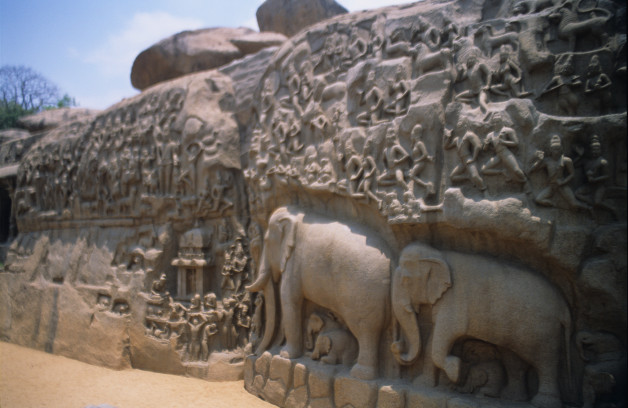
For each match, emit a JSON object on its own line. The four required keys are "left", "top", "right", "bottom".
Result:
{"left": 0, "top": 65, "right": 76, "bottom": 130}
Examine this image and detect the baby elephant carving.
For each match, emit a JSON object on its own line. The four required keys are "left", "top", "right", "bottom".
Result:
{"left": 311, "top": 329, "right": 358, "bottom": 366}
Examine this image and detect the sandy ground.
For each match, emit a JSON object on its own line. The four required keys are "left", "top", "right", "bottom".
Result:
{"left": 0, "top": 341, "right": 272, "bottom": 408}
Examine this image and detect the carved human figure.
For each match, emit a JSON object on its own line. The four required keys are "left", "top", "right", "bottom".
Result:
{"left": 481, "top": 126, "right": 527, "bottom": 183}
{"left": 347, "top": 27, "right": 367, "bottom": 64}
{"left": 575, "top": 136, "right": 616, "bottom": 217}
{"left": 539, "top": 54, "right": 581, "bottom": 116}
{"left": 584, "top": 55, "right": 612, "bottom": 113}
{"left": 455, "top": 48, "right": 491, "bottom": 112}
{"left": 489, "top": 45, "right": 531, "bottom": 99}
{"left": 187, "top": 314, "right": 206, "bottom": 360}
{"left": 356, "top": 71, "right": 384, "bottom": 127}
{"left": 528, "top": 134, "right": 590, "bottom": 210}
{"left": 151, "top": 274, "right": 169, "bottom": 299}
{"left": 201, "top": 317, "right": 218, "bottom": 360}
{"left": 221, "top": 297, "right": 237, "bottom": 349}
{"left": 356, "top": 137, "right": 380, "bottom": 206}
{"left": 157, "top": 129, "right": 178, "bottom": 196}
{"left": 406, "top": 124, "right": 435, "bottom": 195}
{"left": 236, "top": 303, "right": 251, "bottom": 347}
{"left": 385, "top": 66, "right": 411, "bottom": 116}
{"left": 378, "top": 127, "right": 411, "bottom": 191}
{"left": 445, "top": 124, "right": 487, "bottom": 192}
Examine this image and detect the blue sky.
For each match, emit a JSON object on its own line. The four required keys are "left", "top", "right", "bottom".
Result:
{"left": 0, "top": 0, "right": 415, "bottom": 110}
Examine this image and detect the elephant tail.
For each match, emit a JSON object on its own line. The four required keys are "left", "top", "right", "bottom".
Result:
{"left": 254, "top": 279, "right": 277, "bottom": 355}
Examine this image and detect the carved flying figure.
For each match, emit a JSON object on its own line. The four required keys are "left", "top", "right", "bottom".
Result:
{"left": 528, "top": 134, "right": 590, "bottom": 211}
{"left": 481, "top": 126, "right": 527, "bottom": 183}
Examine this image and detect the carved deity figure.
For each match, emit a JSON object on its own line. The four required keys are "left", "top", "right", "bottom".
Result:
{"left": 584, "top": 55, "right": 612, "bottom": 113}
{"left": 481, "top": 126, "right": 527, "bottom": 183}
{"left": 151, "top": 274, "right": 169, "bottom": 299}
{"left": 378, "top": 127, "right": 411, "bottom": 191}
{"left": 489, "top": 45, "right": 531, "bottom": 99}
{"left": 445, "top": 123, "right": 487, "bottom": 192}
{"left": 406, "top": 124, "right": 435, "bottom": 195}
{"left": 385, "top": 66, "right": 411, "bottom": 116}
{"left": 357, "top": 71, "right": 384, "bottom": 127}
{"left": 455, "top": 48, "right": 491, "bottom": 112}
{"left": 528, "top": 134, "right": 590, "bottom": 210}
{"left": 575, "top": 136, "right": 616, "bottom": 217}
{"left": 539, "top": 54, "right": 581, "bottom": 116}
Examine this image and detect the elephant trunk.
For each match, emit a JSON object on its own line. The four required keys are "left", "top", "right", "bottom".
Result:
{"left": 391, "top": 273, "right": 421, "bottom": 366}
{"left": 246, "top": 247, "right": 277, "bottom": 355}
{"left": 246, "top": 245, "right": 271, "bottom": 293}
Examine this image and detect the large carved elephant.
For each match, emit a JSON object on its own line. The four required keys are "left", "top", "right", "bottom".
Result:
{"left": 391, "top": 242, "right": 572, "bottom": 408}
{"left": 246, "top": 206, "right": 392, "bottom": 380}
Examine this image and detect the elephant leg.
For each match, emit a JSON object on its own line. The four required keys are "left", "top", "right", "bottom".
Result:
{"left": 431, "top": 322, "right": 462, "bottom": 384}
{"left": 530, "top": 359, "right": 561, "bottom": 408}
{"left": 500, "top": 347, "right": 529, "bottom": 401}
{"left": 350, "top": 328, "right": 379, "bottom": 380}
{"left": 279, "top": 280, "right": 303, "bottom": 359}
{"left": 414, "top": 332, "right": 438, "bottom": 387}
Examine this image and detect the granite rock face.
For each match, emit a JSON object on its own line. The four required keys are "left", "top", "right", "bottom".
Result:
{"left": 17, "top": 108, "right": 100, "bottom": 132}
{"left": 256, "top": 0, "right": 348, "bottom": 37}
{"left": 0, "top": 0, "right": 626, "bottom": 407}
{"left": 131, "top": 27, "right": 256, "bottom": 90}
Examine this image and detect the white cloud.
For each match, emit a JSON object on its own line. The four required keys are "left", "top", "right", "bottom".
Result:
{"left": 85, "top": 11, "right": 204, "bottom": 77}
{"left": 341, "top": 0, "right": 419, "bottom": 12}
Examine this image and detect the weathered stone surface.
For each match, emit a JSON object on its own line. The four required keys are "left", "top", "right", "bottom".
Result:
{"left": 334, "top": 375, "right": 378, "bottom": 408}
{"left": 308, "top": 397, "right": 334, "bottom": 408}
{"left": 269, "top": 354, "right": 294, "bottom": 387}
{"left": 131, "top": 27, "right": 254, "bottom": 90}
{"left": 230, "top": 31, "right": 287, "bottom": 55}
{"left": 308, "top": 366, "right": 335, "bottom": 399}
{"left": 255, "top": 351, "right": 273, "bottom": 378}
{"left": 264, "top": 378, "right": 289, "bottom": 406}
{"left": 256, "top": 0, "right": 347, "bottom": 37}
{"left": 285, "top": 386, "right": 308, "bottom": 408}
{"left": 244, "top": 355, "right": 257, "bottom": 389}
{"left": 0, "top": 1, "right": 626, "bottom": 408}
{"left": 17, "top": 107, "right": 100, "bottom": 132}
{"left": 293, "top": 363, "right": 308, "bottom": 388}
{"left": 377, "top": 385, "right": 405, "bottom": 408}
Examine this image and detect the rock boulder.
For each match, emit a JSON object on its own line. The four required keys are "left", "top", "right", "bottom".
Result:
{"left": 256, "top": 0, "right": 348, "bottom": 37}
{"left": 131, "top": 27, "right": 255, "bottom": 90}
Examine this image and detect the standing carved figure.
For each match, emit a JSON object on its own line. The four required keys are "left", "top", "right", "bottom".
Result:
{"left": 584, "top": 55, "right": 612, "bottom": 113}
{"left": 575, "top": 136, "right": 616, "bottom": 217}
{"left": 539, "top": 54, "right": 581, "bottom": 116}
{"left": 455, "top": 48, "right": 491, "bottom": 112}
{"left": 528, "top": 134, "right": 589, "bottom": 210}
{"left": 356, "top": 71, "right": 384, "bottom": 126}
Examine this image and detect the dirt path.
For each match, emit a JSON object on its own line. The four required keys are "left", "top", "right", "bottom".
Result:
{"left": 0, "top": 341, "right": 272, "bottom": 408}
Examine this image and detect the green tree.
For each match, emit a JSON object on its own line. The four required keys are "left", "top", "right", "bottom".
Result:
{"left": 0, "top": 65, "right": 76, "bottom": 130}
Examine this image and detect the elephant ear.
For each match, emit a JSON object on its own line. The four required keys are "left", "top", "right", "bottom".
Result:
{"left": 422, "top": 258, "right": 452, "bottom": 304}
{"left": 276, "top": 213, "right": 298, "bottom": 274}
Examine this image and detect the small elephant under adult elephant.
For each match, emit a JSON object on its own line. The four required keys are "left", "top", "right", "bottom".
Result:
{"left": 247, "top": 206, "right": 393, "bottom": 380}
{"left": 390, "top": 242, "right": 572, "bottom": 408}
{"left": 311, "top": 328, "right": 358, "bottom": 366}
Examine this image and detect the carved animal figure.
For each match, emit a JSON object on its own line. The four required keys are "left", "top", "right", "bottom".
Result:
{"left": 390, "top": 242, "right": 572, "bottom": 408}
{"left": 549, "top": 0, "right": 613, "bottom": 51}
{"left": 311, "top": 328, "right": 358, "bottom": 366}
{"left": 413, "top": 43, "right": 453, "bottom": 77}
{"left": 246, "top": 206, "right": 392, "bottom": 380}
{"left": 474, "top": 25, "right": 520, "bottom": 57}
